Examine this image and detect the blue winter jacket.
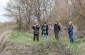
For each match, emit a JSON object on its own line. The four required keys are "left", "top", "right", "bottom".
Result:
{"left": 68, "top": 25, "right": 73, "bottom": 35}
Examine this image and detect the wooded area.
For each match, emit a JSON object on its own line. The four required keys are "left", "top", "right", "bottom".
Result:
{"left": 4, "top": 0, "right": 85, "bottom": 35}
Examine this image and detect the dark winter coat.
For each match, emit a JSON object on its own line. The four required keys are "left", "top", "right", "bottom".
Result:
{"left": 32, "top": 25, "right": 39, "bottom": 35}
{"left": 54, "top": 24, "right": 61, "bottom": 33}
{"left": 42, "top": 24, "right": 49, "bottom": 35}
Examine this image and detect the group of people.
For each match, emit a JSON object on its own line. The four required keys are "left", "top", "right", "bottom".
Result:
{"left": 32, "top": 21, "right": 74, "bottom": 43}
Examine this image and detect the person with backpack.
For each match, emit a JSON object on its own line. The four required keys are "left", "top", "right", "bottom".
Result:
{"left": 54, "top": 21, "right": 61, "bottom": 40}
{"left": 68, "top": 22, "right": 74, "bottom": 43}
{"left": 32, "top": 21, "right": 40, "bottom": 41}
{"left": 41, "top": 22, "right": 49, "bottom": 42}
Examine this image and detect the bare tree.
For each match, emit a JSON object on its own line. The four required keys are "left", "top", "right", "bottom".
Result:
{"left": 5, "top": 0, "right": 51, "bottom": 31}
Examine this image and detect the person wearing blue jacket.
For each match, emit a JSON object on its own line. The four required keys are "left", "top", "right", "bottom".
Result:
{"left": 68, "top": 22, "right": 74, "bottom": 43}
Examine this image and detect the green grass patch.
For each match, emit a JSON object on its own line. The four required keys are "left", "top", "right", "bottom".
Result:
{"left": 7, "top": 31, "right": 43, "bottom": 45}
{"left": 7, "top": 31, "right": 57, "bottom": 45}
{"left": 59, "top": 36, "right": 85, "bottom": 55}
{"left": 7, "top": 31, "right": 85, "bottom": 55}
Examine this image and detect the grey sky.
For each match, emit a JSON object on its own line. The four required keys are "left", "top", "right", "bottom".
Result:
{"left": 0, "top": 0, "right": 9, "bottom": 22}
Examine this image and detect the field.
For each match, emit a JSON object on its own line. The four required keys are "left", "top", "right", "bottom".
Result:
{"left": 7, "top": 31, "right": 57, "bottom": 45}
{"left": 6, "top": 31, "right": 85, "bottom": 55}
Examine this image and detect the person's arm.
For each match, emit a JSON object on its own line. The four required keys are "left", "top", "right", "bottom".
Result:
{"left": 38, "top": 26, "right": 40, "bottom": 29}
{"left": 68, "top": 26, "right": 72, "bottom": 32}
{"left": 59, "top": 25, "right": 61, "bottom": 31}
{"left": 32, "top": 25, "right": 35, "bottom": 29}
{"left": 37, "top": 25, "right": 40, "bottom": 30}
{"left": 72, "top": 26, "right": 73, "bottom": 31}
{"left": 47, "top": 25, "right": 49, "bottom": 30}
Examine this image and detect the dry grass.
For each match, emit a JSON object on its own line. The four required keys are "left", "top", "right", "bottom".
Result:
{"left": 0, "top": 22, "right": 15, "bottom": 28}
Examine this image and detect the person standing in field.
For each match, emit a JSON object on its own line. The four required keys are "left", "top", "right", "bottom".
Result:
{"left": 41, "top": 22, "right": 49, "bottom": 42}
{"left": 32, "top": 21, "right": 40, "bottom": 41}
{"left": 54, "top": 21, "right": 61, "bottom": 40}
{"left": 68, "top": 22, "right": 74, "bottom": 43}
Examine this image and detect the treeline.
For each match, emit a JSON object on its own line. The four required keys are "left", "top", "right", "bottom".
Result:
{"left": 5, "top": 0, "right": 53, "bottom": 31}
{"left": 4, "top": 0, "right": 85, "bottom": 35}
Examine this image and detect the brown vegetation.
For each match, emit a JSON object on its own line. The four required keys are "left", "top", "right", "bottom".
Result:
{"left": 0, "top": 22, "right": 15, "bottom": 28}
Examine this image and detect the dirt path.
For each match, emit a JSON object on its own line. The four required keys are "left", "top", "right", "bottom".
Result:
{"left": 0, "top": 42, "right": 71, "bottom": 55}
{"left": 0, "top": 26, "right": 12, "bottom": 40}
{"left": 0, "top": 26, "right": 13, "bottom": 52}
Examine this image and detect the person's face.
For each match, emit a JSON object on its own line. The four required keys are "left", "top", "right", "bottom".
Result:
{"left": 69, "top": 22, "right": 72, "bottom": 25}
{"left": 34, "top": 21, "right": 38, "bottom": 25}
{"left": 36, "top": 22, "right": 38, "bottom": 25}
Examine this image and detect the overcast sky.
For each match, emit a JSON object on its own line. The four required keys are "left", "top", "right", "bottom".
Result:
{"left": 0, "top": 0, "right": 9, "bottom": 22}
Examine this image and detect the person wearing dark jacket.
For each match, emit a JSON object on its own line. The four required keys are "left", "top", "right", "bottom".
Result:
{"left": 54, "top": 21, "right": 61, "bottom": 40}
{"left": 42, "top": 22, "right": 49, "bottom": 42}
{"left": 68, "top": 22, "right": 74, "bottom": 43}
{"left": 32, "top": 21, "right": 39, "bottom": 41}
